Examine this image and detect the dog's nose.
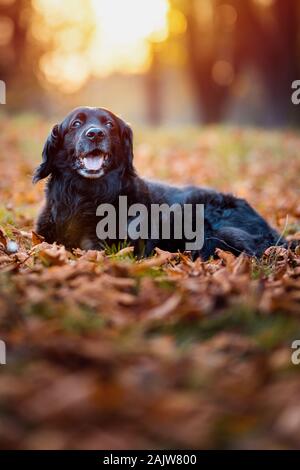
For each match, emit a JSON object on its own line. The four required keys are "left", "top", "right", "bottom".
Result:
{"left": 85, "top": 127, "right": 105, "bottom": 141}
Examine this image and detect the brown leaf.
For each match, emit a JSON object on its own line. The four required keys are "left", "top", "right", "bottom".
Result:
{"left": 215, "top": 248, "right": 236, "bottom": 268}
{"left": 37, "top": 244, "right": 68, "bottom": 266}
{"left": 32, "top": 230, "right": 45, "bottom": 246}
{"left": 0, "top": 226, "right": 7, "bottom": 249}
{"left": 132, "top": 248, "right": 178, "bottom": 272}
{"left": 146, "top": 293, "right": 182, "bottom": 319}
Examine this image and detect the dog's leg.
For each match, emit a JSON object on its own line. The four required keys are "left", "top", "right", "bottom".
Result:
{"left": 214, "top": 227, "right": 258, "bottom": 257}
{"left": 143, "top": 239, "right": 159, "bottom": 257}
{"left": 35, "top": 205, "right": 57, "bottom": 243}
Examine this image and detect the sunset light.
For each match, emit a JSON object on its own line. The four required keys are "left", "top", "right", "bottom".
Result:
{"left": 34, "top": 0, "right": 169, "bottom": 92}
{"left": 90, "top": 0, "right": 169, "bottom": 74}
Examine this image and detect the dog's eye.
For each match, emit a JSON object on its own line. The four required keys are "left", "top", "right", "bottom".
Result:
{"left": 71, "top": 120, "right": 82, "bottom": 128}
{"left": 106, "top": 121, "right": 114, "bottom": 129}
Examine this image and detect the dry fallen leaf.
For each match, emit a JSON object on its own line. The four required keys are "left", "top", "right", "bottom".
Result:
{"left": 0, "top": 226, "right": 8, "bottom": 249}
{"left": 32, "top": 230, "right": 45, "bottom": 246}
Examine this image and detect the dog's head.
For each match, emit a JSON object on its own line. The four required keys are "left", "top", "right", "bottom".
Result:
{"left": 33, "top": 107, "right": 135, "bottom": 183}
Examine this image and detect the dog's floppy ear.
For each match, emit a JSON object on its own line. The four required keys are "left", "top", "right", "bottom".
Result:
{"left": 118, "top": 118, "right": 136, "bottom": 177}
{"left": 33, "top": 124, "right": 61, "bottom": 183}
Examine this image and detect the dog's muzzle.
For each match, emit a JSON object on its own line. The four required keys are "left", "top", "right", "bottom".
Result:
{"left": 76, "top": 149, "right": 110, "bottom": 179}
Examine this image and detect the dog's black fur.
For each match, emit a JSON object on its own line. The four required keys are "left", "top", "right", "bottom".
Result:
{"left": 33, "top": 107, "right": 282, "bottom": 260}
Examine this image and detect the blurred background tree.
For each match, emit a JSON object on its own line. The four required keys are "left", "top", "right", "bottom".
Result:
{"left": 0, "top": 0, "right": 40, "bottom": 109}
{"left": 151, "top": 0, "right": 300, "bottom": 124}
{"left": 0, "top": 0, "right": 299, "bottom": 125}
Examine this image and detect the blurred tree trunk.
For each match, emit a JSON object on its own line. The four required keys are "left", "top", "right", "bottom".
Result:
{"left": 171, "top": 0, "right": 299, "bottom": 125}
{"left": 0, "top": 0, "right": 44, "bottom": 109}
{"left": 230, "top": 0, "right": 300, "bottom": 125}
{"left": 145, "top": 45, "right": 162, "bottom": 125}
{"left": 184, "top": 0, "right": 229, "bottom": 124}
{"left": 269, "top": 0, "right": 299, "bottom": 124}
{"left": 0, "top": 0, "right": 30, "bottom": 81}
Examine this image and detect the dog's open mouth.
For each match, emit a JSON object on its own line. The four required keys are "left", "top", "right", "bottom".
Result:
{"left": 78, "top": 150, "right": 109, "bottom": 178}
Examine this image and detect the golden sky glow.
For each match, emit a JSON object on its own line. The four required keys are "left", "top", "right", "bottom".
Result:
{"left": 33, "top": 0, "right": 170, "bottom": 92}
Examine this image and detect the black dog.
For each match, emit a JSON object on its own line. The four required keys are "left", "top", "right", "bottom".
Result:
{"left": 33, "top": 107, "right": 282, "bottom": 260}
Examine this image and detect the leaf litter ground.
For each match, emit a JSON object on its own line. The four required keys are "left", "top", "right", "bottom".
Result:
{"left": 0, "top": 114, "right": 300, "bottom": 449}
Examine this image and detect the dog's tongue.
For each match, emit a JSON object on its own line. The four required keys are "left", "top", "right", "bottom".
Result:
{"left": 83, "top": 156, "right": 103, "bottom": 171}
